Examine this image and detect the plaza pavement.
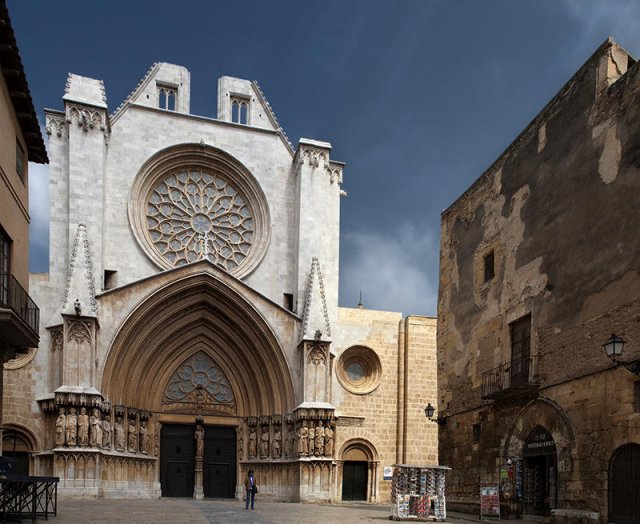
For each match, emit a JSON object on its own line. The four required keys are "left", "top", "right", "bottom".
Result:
{"left": 48, "top": 498, "right": 529, "bottom": 524}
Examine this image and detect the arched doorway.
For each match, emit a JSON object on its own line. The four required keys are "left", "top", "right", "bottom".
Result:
{"left": 503, "top": 398, "right": 574, "bottom": 514}
{"left": 339, "top": 439, "right": 379, "bottom": 502}
{"left": 609, "top": 443, "right": 640, "bottom": 524}
{"left": 522, "top": 425, "right": 556, "bottom": 516}
{"left": 101, "top": 269, "right": 296, "bottom": 498}
{"left": 1, "top": 425, "right": 37, "bottom": 476}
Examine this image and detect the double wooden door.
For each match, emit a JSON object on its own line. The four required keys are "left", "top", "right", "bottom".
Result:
{"left": 160, "top": 424, "right": 236, "bottom": 498}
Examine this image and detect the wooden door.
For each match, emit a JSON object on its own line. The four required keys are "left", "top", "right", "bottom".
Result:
{"left": 160, "top": 424, "right": 194, "bottom": 497}
{"left": 610, "top": 444, "right": 640, "bottom": 524}
{"left": 342, "top": 461, "right": 368, "bottom": 501}
{"left": 203, "top": 426, "right": 236, "bottom": 498}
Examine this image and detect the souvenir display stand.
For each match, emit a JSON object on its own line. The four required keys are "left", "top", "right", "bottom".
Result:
{"left": 389, "top": 464, "right": 450, "bottom": 521}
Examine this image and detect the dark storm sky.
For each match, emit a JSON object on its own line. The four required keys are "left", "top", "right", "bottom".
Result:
{"left": 9, "top": 0, "right": 640, "bottom": 315}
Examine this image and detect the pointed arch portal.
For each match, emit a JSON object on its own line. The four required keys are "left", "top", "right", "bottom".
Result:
{"left": 101, "top": 272, "right": 295, "bottom": 418}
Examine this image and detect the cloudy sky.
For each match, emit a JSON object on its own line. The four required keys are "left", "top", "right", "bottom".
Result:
{"left": 9, "top": 0, "right": 640, "bottom": 316}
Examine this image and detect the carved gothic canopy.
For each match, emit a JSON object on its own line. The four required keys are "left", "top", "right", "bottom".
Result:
{"left": 162, "top": 352, "right": 236, "bottom": 416}
{"left": 129, "top": 143, "right": 271, "bottom": 278}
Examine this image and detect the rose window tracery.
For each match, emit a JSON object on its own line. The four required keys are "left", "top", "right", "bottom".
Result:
{"left": 163, "top": 353, "right": 234, "bottom": 404}
{"left": 146, "top": 171, "right": 254, "bottom": 271}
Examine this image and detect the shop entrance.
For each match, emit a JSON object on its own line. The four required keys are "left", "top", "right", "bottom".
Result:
{"left": 160, "top": 424, "right": 236, "bottom": 498}
{"left": 342, "top": 461, "right": 368, "bottom": 501}
{"left": 522, "top": 426, "right": 556, "bottom": 516}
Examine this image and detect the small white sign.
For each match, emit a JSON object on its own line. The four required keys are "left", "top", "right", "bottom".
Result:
{"left": 383, "top": 466, "right": 393, "bottom": 480}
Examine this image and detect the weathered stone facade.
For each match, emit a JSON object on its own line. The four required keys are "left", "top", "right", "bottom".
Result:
{"left": 5, "top": 63, "right": 438, "bottom": 501}
{"left": 438, "top": 38, "right": 640, "bottom": 523}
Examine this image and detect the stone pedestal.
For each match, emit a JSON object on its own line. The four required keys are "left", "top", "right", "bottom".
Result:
{"left": 193, "top": 456, "right": 204, "bottom": 500}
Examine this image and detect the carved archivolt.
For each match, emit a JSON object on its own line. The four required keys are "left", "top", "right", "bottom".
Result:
{"left": 129, "top": 144, "right": 270, "bottom": 278}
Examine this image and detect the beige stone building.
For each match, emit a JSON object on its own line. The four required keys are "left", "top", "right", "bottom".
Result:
{"left": 4, "top": 62, "right": 438, "bottom": 500}
{"left": 0, "top": 0, "right": 48, "bottom": 472}
{"left": 438, "top": 38, "right": 640, "bottom": 523}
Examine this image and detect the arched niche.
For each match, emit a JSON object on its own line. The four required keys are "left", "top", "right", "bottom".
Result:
{"left": 338, "top": 438, "right": 380, "bottom": 503}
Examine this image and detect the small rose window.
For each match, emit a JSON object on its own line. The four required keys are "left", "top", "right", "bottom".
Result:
{"left": 337, "top": 346, "right": 382, "bottom": 395}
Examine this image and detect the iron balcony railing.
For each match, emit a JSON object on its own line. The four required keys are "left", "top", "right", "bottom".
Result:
{"left": 481, "top": 355, "right": 538, "bottom": 399}
{"left": 0, "top": 272, "right": 39, "bottom": 336}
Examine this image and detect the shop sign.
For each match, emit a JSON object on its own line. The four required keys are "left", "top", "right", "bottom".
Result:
{"left": 480, "top": 486, "right": 500, "bottom": 518}
{"left": 524, "top": 426, "right": 556, "bottom": 456}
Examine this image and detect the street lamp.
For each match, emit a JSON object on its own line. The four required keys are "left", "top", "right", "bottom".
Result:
{"left": 602, "top": 334, "right": 640, "bottom": 374}
{"left": 424, "top": 403, "right": 446, "bottom": 426}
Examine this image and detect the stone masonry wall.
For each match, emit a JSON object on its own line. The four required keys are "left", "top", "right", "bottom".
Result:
{"left": 438, "top": 39, "right": 640, "bottom": 522}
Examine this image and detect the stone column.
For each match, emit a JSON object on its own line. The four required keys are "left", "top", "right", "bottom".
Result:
{"left": 193, "top": 420, "right": 204, "bottom": 500}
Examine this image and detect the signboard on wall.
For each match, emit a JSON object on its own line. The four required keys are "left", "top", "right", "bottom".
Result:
{"left": 383, "top": 466, "right": 393, "bottom": 480}
{"left": 480, "top": 486, "right": 500, "bottom": 519}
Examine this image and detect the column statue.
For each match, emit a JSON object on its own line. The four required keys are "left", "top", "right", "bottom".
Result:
{"left": 55, "top": 408, "right": 66, "bottom": 447}
{"left": 66, "top": 407, "right": 78, "bottom": 446}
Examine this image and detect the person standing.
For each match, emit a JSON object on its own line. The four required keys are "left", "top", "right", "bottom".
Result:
{"left": 244, "top": 469, "right": 257, "bottom": 510}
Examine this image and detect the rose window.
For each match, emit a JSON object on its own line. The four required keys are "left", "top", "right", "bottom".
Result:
{"left": 146, "top": 170, "right": 254, "bottom": 271}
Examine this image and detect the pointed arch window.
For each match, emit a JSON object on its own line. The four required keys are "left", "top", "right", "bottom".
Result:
{"left": 157, "top": 84, "right": 177, "bottom": 111}
{"left": 230, "top": 95, "right": 250, "bottom": 125}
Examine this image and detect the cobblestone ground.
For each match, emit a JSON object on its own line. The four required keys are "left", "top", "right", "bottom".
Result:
{"left": 50, "top": 499, "right": 487, "bottom": 524}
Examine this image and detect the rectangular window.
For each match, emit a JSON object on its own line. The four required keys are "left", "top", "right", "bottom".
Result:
{"left": 483, "top": 251, "right": 495, "bottom": 282}
{"left": 510, "top": 315, "right": 531, "bottom": 386}
{"left": 104, "top": 270, "right": 118, "bottom": 290}
{"left": 16, "top": 140, "right": 25, "bottom": 182}
{"left": 0, "top": 227, "right": 10, "bottom": 305}
{"left": 472, "top": 423, "right": 481, "bottom": 443}
{"left": 283, "top": 293, "right": 293, "bottom": 312}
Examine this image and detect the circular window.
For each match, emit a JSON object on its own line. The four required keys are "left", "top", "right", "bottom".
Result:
{"left": 336, "top": 346, "right": 382, "bottom": 395}
{"left": 129, "top": 144, "right": 270, "bottom": 278}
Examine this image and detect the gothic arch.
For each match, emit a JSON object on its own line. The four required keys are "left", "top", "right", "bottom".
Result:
{"left": 101, "top": 270, "right": 295, "bottom": 416}
{"left": 502, "top": 397, "right": 575, "bottom": 473}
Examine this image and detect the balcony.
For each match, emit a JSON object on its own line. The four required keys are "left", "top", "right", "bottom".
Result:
{"left": 481, "top": 355, "right": 539, "bottom": 400}
{"left": 0, "top": 273, "right": 39, "bottom": 356}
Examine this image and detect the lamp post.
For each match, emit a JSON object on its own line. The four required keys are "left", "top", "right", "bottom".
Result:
{"left": 602, "top": 334, "right": 640, "bottom": 374}
{"left": 424, "top": 403, "right": 446, "bottom": 426}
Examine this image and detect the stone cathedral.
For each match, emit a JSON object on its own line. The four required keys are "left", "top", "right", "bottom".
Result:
{"left": 4, "top": 64, "right": 437, "bottom": 501}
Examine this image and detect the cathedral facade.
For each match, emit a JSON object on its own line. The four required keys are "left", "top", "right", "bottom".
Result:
{"left": 4, "top": 64, "right": 437, "bottom": 501}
